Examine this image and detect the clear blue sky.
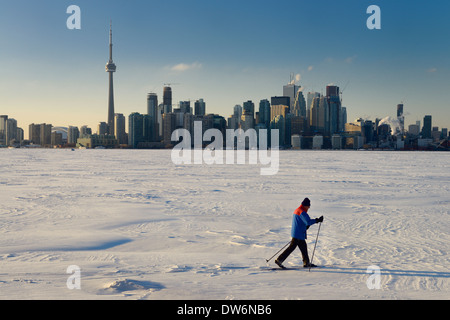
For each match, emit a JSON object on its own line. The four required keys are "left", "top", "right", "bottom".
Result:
{"left": 0, "top": 0, "right": 449, "bottom": 136}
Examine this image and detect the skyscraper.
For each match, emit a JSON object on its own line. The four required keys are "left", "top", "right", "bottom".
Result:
{"left": 29, "top": 123, "right": 40, "bottom": 144}
{"left": 271, "top": 96, "right": 290, "bottom": 110}
{"left": 318, "top": 96, "right": 329, "bottom": 133}
{"left": 258, "top": 99, "right": 271, "bottom": 128}
{"left": 283, "top": 84, "right": 305, "bottom": 117}
{"left": 270, "top": 115, "right": 285, "bottom": 147}
{"left": 97, "top": 122, "right": 108, "bottom": 135}
{"left": 243, "top": 100, "right": 255, "bottom": 118}
{"left": 195, "top": 99, "right": 206, "bottom": 116}
{"left": 307, "top": 92, "right": 320, "bottom": 125}
{"left": 68, "top": 126, "right": 79, "bottom": 144}
{"left": 114, "top": 113, "right": 127, "bottom": 145}
{"left": 147, "top": 93, "right": 159, "bottom": 141}
{"left": 28, "top": 123, "right": 52, "bottom": 145}
{"left": 128, "top": 113, "right": 144, "bottom": 148}
{"left": 106, "top": 22, "right": 117, "bottom": 135}
{"left": 270, "top": 105, "right": 289, "bottom": 122}
{"left": 40, "top": 123, "right": 52, "bottom": 146}
{"left": 340, "top": 106, "right": 347, "bottom": 130}
{"left": 163, "top": 86, "right": 172, "bottom": 113}
{"left": 326, "top": 85, "right": 341, "bottom": 134}
{"left": 0, "top": 115, "right": 7, "bottom": 146}
{"left": 162, "top": 113, "right": 176, "bottom": 145}
{"left": 142, "top": 114, "right": 154, "bottom": 143}
{"left": 240, "top": 113, "right": 254, "bottom": 131}
{"left": 422, "top": 115, "right": 432, "bottom": 139}
{"left": 179, "top": 101, "right": 191, "bottom": 114}
{"left": 397, "top": 104, "right": 404, "bottom": 134}
{"left": 233, "top": 105, "right": 242, "bottom": 121}
{"left": 310, "top": 96, "right": 329, "bottom": 133}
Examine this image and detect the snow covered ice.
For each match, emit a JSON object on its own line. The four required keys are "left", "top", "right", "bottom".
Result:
{"left": 0, "top": 149, "right": 448, "bottom": 300}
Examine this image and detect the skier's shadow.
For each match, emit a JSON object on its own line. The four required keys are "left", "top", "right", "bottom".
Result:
{"left": 319, "top": 266, "right": 450, "bottom": 278}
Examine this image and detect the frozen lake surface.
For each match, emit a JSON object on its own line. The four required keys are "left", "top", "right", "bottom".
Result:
{"left": 0, "top": 149, "right": 448, "bottom": 299}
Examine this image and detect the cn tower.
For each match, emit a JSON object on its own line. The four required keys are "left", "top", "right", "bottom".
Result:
{"left": 105, "top": 22, "right": 116, "bottom": 135}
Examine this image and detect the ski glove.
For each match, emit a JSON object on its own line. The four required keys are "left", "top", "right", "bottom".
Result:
{"left": 315, "top": 216, "right": 324, "bottom": 223}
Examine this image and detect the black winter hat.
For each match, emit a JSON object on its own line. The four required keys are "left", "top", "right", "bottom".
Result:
{"left": 302, "top": 198, "right": 311, "bottom": 206}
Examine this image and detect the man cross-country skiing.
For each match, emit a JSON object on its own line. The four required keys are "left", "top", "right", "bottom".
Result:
{"left": 275, "top": 198, "right": 323, "bottom": 269}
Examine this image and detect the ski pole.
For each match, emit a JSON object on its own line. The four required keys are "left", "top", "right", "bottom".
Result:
{"left": 265, "top": 241, "right": 291, "bottom": 263}
{"left": 309, "top": 222, "right": 322, "bottom": 272}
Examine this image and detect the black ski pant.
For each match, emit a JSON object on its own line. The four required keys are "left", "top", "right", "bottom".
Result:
{"left": 277, "top": 238, "right": 310, "bottom": 266}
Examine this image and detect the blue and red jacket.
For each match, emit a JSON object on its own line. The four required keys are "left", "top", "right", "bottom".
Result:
{"left": 291, "top": 205, "right": 316, "bottom": 240}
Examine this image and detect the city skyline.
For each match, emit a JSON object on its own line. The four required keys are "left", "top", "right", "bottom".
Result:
{"left": 0, "top": 1, "right": 449, "bottom": 137}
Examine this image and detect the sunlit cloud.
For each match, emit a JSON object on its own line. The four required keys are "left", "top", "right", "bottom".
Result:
{"left": 170, "top": 62, "right": 202, "bottom": 72}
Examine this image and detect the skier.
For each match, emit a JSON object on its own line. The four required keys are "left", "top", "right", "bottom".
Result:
{"left": 275, "top": 198, "right": 323, "bottom": 269}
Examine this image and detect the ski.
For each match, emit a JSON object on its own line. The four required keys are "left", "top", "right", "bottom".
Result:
{"left": 261, "top": 265, "right": 325, "bottom": 271}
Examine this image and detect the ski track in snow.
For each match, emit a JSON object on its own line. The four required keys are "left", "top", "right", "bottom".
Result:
{"left": 0, "top": 149, "right": 448, "bottom": 300}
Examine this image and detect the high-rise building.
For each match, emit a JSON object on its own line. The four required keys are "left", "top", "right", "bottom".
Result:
{"left": 270, "top": 105, "right": 289, "bottom": 122}
{"left": 243, "top": 100, "right": 255, "bottom": 118}
{"left": 340, "top": 107, "right": 347, "bottom": 130}
{"left": 271, "top": 96, "right": 290, "bottom": 111}
{"left": 258, "top": 99, "right": 271, "bottom": 128}
{"left": 142, "top": 114, "right": 154, "bottom": 143}
{"left": 147, "top": 93, "right": 159, "bottom": 142}
{"left": 283, "top": 84, "right": 298, "bottom": 109}
{"left": 290, "top": 116, "right": 307, "bottom": 135}
{"left": 127, "top": 112, "right": 156, "bottom": 148}
{"left": 194, "top": 99, "right": 206, "bottom": 116}
{"left": 408, "top": 124, "right": 420, "bottom": 136}
{"left": 233, "top": 105, "right": 242, "bottom": 127}
{"left": 283, "top": 84, "right": 306, "bottom": 117}
{"left": 202, "top": 114, "right": 214, "bottom": 134}
{"left": 114, "top": 113, "right": 127, "bottom": 144}
{"left": 397, "top": 104, "right": 404, "bottom": 135}
{"left": 183, "top": 113, "right": 199, "bottom": 137}
{"left": 270, "top": 115, "right": 285, "bottom": 147}
{"left": 174, "top": 111, "right": 185, "bottom": 128}
{"left": 29, "top": 123, "right": 40, "bottom": 144}
{"left": 6, "top": 118, "right": 17, "bottom": 145}
{"left": 422, "top": 115, "right": 432, "bottom": 139}
{"left": 67, "top": 126, "right": 79, "bottom": 144}
{"left": 212, "top": 114, "right": 227, "bottom": 136}
{"left": 128, "top": 112, "right": 144, "bottom": 148}
{"left": 326, "top": 85, "right": 341, "bottom": 134}
{"left": 51, "top": 131, "right": 63, "bottom": 146}
{"left": 306, "top": 92, "right": 320, "bottom": 125}
{"left": 28, "top": 123, "right": 52, "bottom": 145}
{"left": 179, "top": 101, "right": 191, "bottom": 114}
{"left": 106, "top": 23, "right": 117, "bottom": 135}
{"left": 147, "top": 93, "right": 158, "bottom": 115}
{"left": 162, "top": 112, "right": 176, "bottom": 145}
{"left": 240, "top": 113, "right": 254, "bottom": 131}
{"left": 97, "top": 122, "right": 109, "bottom": 135}
{"left": 163, "top": 86, "right": 172, "bottom": 113}
{"left": 0, "top": 115, "right": 8, "bottom": 145}
{"left": 319, "top": 96, "right": 329, "bottom": 134}
{"left": 16, "top": 127, "right": 24, "bottom": 144}
{"left": 80, "top": 125, "right": 92, "bottom": 137}
{"left": 227, "top": 115, "right": 239, "bottom": 130}
{"left": 309, "top": 97, "right": 319, "bottom": 132}
{"left": 361, "top": 120, "right": 374, "bottom": 144}
{"left": 310, "top": 96, "right": 329, "bottom": 133}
